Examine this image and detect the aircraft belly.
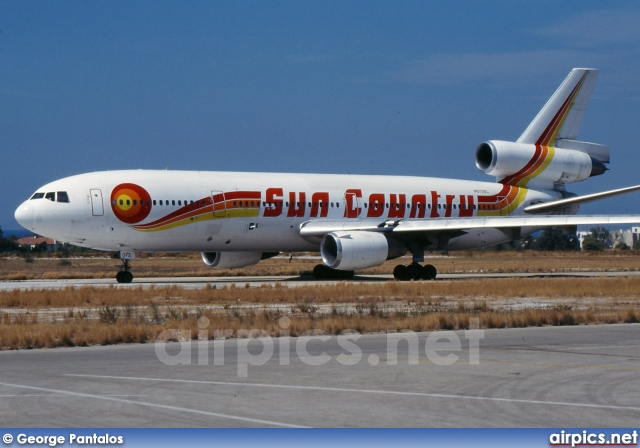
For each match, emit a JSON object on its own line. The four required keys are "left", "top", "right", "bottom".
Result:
{"left": 108, "top": 218, "right": 318, "bottom": 252}
{"left": 447, "top": 228, "right": 512, "bottom": 250}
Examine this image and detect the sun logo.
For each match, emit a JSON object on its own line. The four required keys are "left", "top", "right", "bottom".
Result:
{"left": 110, "top": 183, "right": 152, "bottom": 224}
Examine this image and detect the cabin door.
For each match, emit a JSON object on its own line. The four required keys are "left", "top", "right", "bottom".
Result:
{"left": 211, "top": 190, "right": 226, "bottom": 218}
{"left": 90, "top": 189, "right": 104, "bottom": 216}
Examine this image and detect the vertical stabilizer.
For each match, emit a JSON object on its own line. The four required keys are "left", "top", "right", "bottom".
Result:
{"left": 517, "top": 68, "right": 599, "bottom": 146}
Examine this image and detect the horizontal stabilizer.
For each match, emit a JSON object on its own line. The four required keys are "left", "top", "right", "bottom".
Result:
{"left": 555, "top": 139, "right": 610, "bottom": 163}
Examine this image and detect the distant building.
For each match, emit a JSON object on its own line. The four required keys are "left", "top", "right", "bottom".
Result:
{"left": 16, "top": 235, "right": 67, "bottom": 252}
{"left": 577, "top": 227, "right": 640, "bottom": 249}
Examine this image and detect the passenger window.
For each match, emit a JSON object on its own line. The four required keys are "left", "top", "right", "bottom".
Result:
{"left": 57, "top": 192, "right": 69, "bottom": 203}
{"left": 159, "top": 200, "right": 163, "bottom": 205}
{"left": 45, "top": 192, "right": 55, "bottom": 201}
{"left": 172, "top": 200, "right": 175, "bottom": 206}
{"left": 153, "top": 200, "right": 157, "bottom": 206}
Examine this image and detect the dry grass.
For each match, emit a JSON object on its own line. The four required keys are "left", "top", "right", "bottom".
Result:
{"left": 2, "top": 251, "right": 640, "bottom": 350}
{"left": 1, "top": 272, "right": 640, "bottom": 349}
{"left": 2, "top": 277, "right": 640, "bottom": 308}
{"left": 1, "top": 303, "right": 638, "bottom": 350}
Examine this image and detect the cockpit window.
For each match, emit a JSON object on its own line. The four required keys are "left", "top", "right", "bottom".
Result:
{"left": 57, "top": 191, "right": 69, "bottom": 203}
{"left": 45, "top": 192, "right": 55, "bottom": 201}
{"left": 30, "top": 192, "right": 45, "bottom": 200}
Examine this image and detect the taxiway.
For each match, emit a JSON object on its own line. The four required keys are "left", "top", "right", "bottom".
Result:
{"left": 0, "top": 324, "right": 638, "bottom": 427}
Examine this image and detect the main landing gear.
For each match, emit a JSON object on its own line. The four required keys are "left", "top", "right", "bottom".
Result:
{"left": 393, "top": 243, "right": 437, "bottom": 281}
{"left": 115, "top": 258, "right": 134, "bottom": 284}
{"left": 393, "top": 262, "right": 437, "bottom": 281}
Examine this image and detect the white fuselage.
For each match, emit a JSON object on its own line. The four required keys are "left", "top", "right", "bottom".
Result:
{"left": 15, "top": 170, "right": 561, "bottom": 253}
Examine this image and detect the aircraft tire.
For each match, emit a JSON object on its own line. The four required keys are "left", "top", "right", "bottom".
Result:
{"left": 393, "top": 264, "right": 409, "bottom": 281}
{"left": 421, "top": 264, "right": 437, "bottom": 280}
{"left": 116, "top": 270, "right": 134, "bottom": 284}
{"left": 407, "top": 263, "right": 423, "bottom": 280}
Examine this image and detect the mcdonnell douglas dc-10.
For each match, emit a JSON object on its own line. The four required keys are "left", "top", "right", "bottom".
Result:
{"left": 14, "top": 68, "right": 640, "bottom": 282}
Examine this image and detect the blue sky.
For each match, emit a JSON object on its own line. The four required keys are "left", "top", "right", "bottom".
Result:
{"left": 2, "top": 0, "right": 640, "bottom": 231}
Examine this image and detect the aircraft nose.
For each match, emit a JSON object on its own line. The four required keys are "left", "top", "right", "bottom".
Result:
{"left": 14, "top": 201, "right": 36, "bottom": 231}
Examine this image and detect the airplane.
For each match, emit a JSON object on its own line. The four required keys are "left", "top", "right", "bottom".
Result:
{"left": 14, "top": 68, "right": 640, "bottom": 283}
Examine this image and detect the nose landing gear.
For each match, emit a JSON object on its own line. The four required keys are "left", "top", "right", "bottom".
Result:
{"left": 115, "top": 257, "right": 134, "bottom": 283}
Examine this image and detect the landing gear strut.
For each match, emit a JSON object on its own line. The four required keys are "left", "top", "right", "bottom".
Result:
{"left": 115, "top": 258, "right": 134, "bottom": 284}
{"left": 393, "top": 262, "right": 437, "bottom": 281}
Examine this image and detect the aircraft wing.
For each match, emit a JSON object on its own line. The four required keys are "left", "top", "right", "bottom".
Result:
{"left": 299, "top": 215, "right": 640, "bottom": 238}
{"left": 391, "top": 215, "right": 640, "bottom": 234}
{"left": 524, "top": 185, "right": 640, "bottom": 214}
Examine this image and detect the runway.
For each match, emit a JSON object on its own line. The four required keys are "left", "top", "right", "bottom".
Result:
{"left": 0, "top": 324, "right": 638, "bottom": 427}
{"left": 2, "top": 270, "right": 640, "bottom": 291}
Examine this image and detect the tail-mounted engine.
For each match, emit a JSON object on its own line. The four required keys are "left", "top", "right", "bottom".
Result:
{"left": 475, "top": 140, "right": 608, "bottom": 188}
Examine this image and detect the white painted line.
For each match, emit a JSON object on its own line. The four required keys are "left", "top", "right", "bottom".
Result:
{"left": 0, "top": 381, "right": 306, "bottom": 428}
{"left": 0, "top": 394, "right": 149, "bottom": 397}
{"left": 572, "top": 345, "right": 640, "bottom": 350}
{"left": 66, "top": 373, "right": 640, "bottom": 413}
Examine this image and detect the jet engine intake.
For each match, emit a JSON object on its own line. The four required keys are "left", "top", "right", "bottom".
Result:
{"left": 320, "top": 231, "right": 404, "bottom": 271}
